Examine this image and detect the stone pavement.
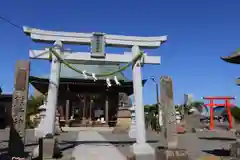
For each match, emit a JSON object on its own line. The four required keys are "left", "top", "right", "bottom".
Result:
{"left": 0, "top": 127, "right": 239, "bottom": 159}
{"left": 71, "top": 131, "right": 126, "bottom": 160}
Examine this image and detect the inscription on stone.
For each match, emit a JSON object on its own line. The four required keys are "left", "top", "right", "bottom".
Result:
{"left": 160, "top": 76, "right": 178, "bottom": 149}
{"left": 8, "top": 61, "right": 30, "bottom": 158}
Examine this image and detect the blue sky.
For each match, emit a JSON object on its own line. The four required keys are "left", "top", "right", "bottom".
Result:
{"left": 1, "top": 0, "right": 240, "bottom": 105}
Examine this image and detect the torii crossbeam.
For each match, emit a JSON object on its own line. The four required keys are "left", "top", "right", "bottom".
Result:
{"left": 23, "top": 26, "right": 167, "bottom": 48}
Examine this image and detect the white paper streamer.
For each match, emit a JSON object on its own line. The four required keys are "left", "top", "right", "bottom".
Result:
{"left": 82, "top": 70, "right": 88, "bottom": 79}
{"left": 114, "top": 76, "right": 120, "bottom": 85}
{"left": 92, "top": 73, "right": 98, "bottom": 81}
{"left": 106, "top": 78, "right": 111, "bottom": 87}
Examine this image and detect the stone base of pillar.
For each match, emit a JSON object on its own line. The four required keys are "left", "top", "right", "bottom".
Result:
{"left": 230, "top": 142, "right": 240, "bottom": 158}
{"left": 155, "top": 147, "right": 189, "bottom": 160}
{"left": 32, "top": 138, "right": 62, "bottom": 159}
{"left": 131, "top": 143, "right": 155, "bottom": 160}
{"left": 55, "top": 126, "right": 61, "bottom": 135}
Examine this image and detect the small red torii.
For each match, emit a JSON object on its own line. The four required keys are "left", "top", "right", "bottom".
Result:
{"left": 202, "top": 96, "right": 235, "bottom": 130}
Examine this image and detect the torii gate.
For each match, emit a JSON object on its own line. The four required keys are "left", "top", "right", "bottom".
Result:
{"left": 23, "top": 26, "right": 167, "bottom": 157}
{"left": 203, "top": 96, "right": 235, "bottom": 130}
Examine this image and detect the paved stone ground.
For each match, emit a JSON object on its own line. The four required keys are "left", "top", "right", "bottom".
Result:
{"left": 0, "top": 117, "right": 239, "bottom": 160}
{"left": 0, "top": 128, "right": 79, "bottom": 159}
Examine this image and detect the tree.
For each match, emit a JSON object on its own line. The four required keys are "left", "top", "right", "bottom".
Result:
{"left": 26, "top": 95, "right": 45, "bottom": 115}
{"left": 25, "top": 95, "right": 45, "bottom": 128}
{"left": 144, "top": 104, "right": 157, "bottom": 113}
{"left": 190, "top": 101, "right": 204, "bottom": 112}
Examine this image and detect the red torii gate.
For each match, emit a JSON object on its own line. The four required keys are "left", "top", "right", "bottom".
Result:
{"left": 202, "top": 96, "right": 235, "bottom": 130}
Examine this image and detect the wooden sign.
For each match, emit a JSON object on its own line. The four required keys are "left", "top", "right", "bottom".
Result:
{"left": 8, "top": 60, "right": 30, "bottom": 158}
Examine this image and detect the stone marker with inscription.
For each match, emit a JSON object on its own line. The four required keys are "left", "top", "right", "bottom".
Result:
{"left": 159, "top": 76, "right": 189, "bottom": 160}
{"left": 8, "top": 60, "right": 30, "bottom": 159}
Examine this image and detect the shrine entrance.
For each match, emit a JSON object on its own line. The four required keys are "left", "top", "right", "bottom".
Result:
{"left": 71, "top": 94, "right": 106, "bottom": 126}
{"left": 203, "top": 96, "right": 235, "bottom": 130}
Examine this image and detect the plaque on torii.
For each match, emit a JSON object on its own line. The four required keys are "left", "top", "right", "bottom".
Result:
{"left": 24, "top": 26, "right": 167, "bottom": 158}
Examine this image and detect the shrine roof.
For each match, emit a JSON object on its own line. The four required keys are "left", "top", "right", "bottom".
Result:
{"left": 31, "top": 64, "right": 129, "bottom": 81}
{"left": 221, "top": 51, "right": 240, "bottom": 64}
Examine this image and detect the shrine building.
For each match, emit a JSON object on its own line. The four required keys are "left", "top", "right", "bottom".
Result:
{"left": 30, "top": 63, "right": 147, "bottom": 127}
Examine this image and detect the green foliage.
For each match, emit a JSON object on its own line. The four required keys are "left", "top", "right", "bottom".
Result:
{"left": 190, "top": 101, "right": 204, "bottom": 112}
{"left": 144, "top": 104, "right": 160, "bottom": 131}
{"left": 144, "top": 104, "right": 157, "bottom": 113}
{"left": 25, "top": 95, "right": 45, "bottom": 128}
{"left": 231, "top": 107, "right": 240, "bottom": 121}
{"left": 26, "top": 95, "right": 45, "bottom": 115}
{"left": 181, "top": 101, "right": 204, "bottom": 114}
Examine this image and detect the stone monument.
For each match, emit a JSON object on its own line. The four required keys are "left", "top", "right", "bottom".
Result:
{"left": 158, "top": 76, "right": 189, "bottom": 159}
{"left": 8, "top": 61, "right": 30, "bottom": 159}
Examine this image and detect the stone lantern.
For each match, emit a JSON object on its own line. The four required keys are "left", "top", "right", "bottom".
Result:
{"left": 39, "top": 101, "right": 47, "bottom": 119}
{"left": 35, "top": 100, "right": 47, "bottom": 138}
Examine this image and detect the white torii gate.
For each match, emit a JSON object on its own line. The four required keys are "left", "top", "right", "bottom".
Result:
{"left": 24, "top": 26, "right": 167, "bottom": 156}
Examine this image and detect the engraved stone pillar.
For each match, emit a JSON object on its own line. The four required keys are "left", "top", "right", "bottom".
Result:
{"left": 160, "top": 76, "right": 178, "bottom": 149}
{"left": 8, "top": 60, "right": 30, "bottom": 159}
